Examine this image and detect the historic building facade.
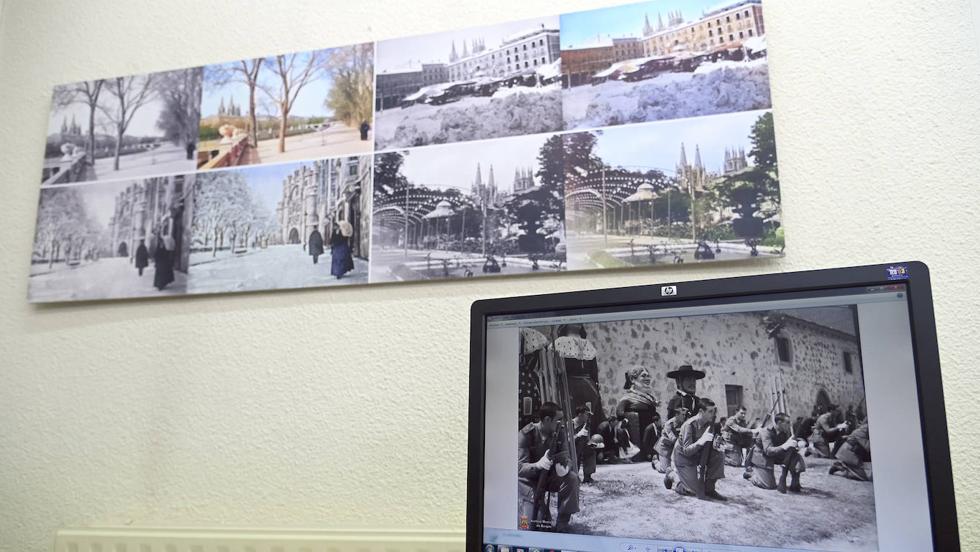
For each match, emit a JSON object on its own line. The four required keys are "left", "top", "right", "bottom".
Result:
{"left": 562, "top": 0, "right": 765, "bottom": 87}
{"left": 275, "top": 157, "right": 371, "bottom": 259}
{"left": 377, "top": 26, "right": 560, "bottom": 109}
{"left": 640, "top": 0, "right": 765, "bottom": 57}
{"left": 576, "top": 306, "right": 865, "bottom": 421}
{"left": 446, "top": 25, "right": 561, "bottom": 83}
{"left": 108, "top": 174, "right": 192, "bottom": 272}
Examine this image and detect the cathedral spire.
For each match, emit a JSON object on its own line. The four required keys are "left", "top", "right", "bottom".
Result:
{"left": 474, "top": 162, "right": 483, "bottom": 189}
{"left": 657, "top": 12, "right": 665, "bottom": 32}
{"left": 678, "top": 142, "right": 688, "bottom": 170}
{"left": 462, "top": 40, "right": 470, "bottom": 59}
{"left": 488, "top": 164, "right": 495, "bottom": 192}
{"left": 694, "top": 145, "right": 703, "bottom": 171}
{"left": 643, "top": 13, "right": 654, "bottom": 36}
{"left": 450, "top": 40, "right": 459, "bottom": 62}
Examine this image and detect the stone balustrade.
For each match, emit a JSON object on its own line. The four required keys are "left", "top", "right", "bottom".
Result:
{"left": 41, "top": 152, "right": 88, "bottom": 186}
{"left": 197, "top": 134, "right": 249, "bottom": 170}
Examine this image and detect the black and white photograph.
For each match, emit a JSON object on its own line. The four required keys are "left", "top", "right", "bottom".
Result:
{"left": 187, "top": 157, "right": 371, "bottom": 294}
{"left": 563, "top": 109, "right": 782, "bottom": 270}
{"left": 197, "top": 44, "right": 374, "bottom": 170}
{"left": 516, "top": 306, "right": 876, "bottom": 551}
{"left": 560, "top": 0, "right": 771, "bottom": 130}
{"left": 29, "top": 176, "right": 193, "bottom": 302}
{"left": 370, "top": 133, "right": 565, "bottom": 282}
{"left": 374, "top": 17, "right": 564, "bottom": 150}
{"left": 42, "top": 68, "right": 202, "bottom": 186}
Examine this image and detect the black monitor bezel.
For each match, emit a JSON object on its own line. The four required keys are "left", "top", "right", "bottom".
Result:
{"left": 466, "top": 261, "right": 958, "bottom": 551}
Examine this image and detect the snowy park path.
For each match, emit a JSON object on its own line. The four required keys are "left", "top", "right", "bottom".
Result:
{"left": 28, "top": 256, "right": 187, "bottom": 302}
{"left": 188, "top": 244, "right": 367, "bottom": 294}
{"left": 79, "top": 144, "right": 196, "bottom": 184}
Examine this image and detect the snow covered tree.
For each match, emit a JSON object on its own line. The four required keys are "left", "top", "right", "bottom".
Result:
{"left": 501, "top": 135, "right": 566, "bottom": 253}
{"left": 155, "top": 69, "right": 202, "bottom": 159}
{"left": 192, "top": 171, "right": 252, "bottom": 257}
{"left": 374, "top": 151, "right": 410, "bottom": 195}
{"left": 34, "top": 188, "right": 92, "bottom": 267}
{"left": 714, "top": 112, "right": 780, "bottom": 245}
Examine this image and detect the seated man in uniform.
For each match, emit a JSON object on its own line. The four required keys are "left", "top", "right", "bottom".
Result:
{"left": 723, "top": 405, "right": 756, "bottom": 467}
{"left": 830, "top": 421, "right": 872, "bottom": 481}
{"left": 750, "top": 413, "right": 807, "bottom": 493}
{"left": 653, "top": 406, "right": 688, "bottom": 474}
{"left": 518, "top": 402, "right": 580, "bottom": 532}
{"left": 666, "top": 398, "right": 726, "bottom": 500}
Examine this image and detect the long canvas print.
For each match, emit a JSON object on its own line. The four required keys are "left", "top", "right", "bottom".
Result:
{"left": 29, "top": 0, "right": 782, "bottom": 302}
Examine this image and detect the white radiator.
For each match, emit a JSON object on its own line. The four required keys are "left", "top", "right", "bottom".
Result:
{"left": 54, "top": 528, "right": 466, "bottom": 552}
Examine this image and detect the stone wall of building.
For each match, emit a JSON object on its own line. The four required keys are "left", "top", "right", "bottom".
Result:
{"left": 580, "top": 308, "right": 865, "bottom": 421}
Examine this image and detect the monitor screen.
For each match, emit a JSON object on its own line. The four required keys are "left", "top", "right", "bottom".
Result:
{"left": 476, "top": 279, "right": 940, "bottom": 552}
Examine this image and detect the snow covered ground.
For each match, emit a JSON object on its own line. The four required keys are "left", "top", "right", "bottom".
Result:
{"left": 374, "top": 86, "right": 563, "bottom": 149}
{"left": 57, "top": 143, "right": 197, "bottom": 185}
{"left": 28, "top": 256, "right": 187, "bottom": 302}
{"left": 187, "top": 244, "right": 367, "bottom": 294}
{"left": 371, "top": 247, "right": 564, "bottom": 282}
{"left": 566, "top": 232, "right": 780, "bottom": 270}
{"left": 562, "top": 59, "right": 772, "bottom": 130}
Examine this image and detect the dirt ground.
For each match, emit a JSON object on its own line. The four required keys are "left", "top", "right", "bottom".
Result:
{"left": 565, "top": 456, "right": 877, "bottom": 551}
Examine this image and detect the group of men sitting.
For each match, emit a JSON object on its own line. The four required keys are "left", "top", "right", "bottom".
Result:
{"left": 516, "top": 364, "right": 873, "bottom": 532}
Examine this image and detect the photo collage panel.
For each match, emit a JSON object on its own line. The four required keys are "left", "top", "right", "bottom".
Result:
{"left": 30, "top": 0, "right": 781, "bottom": 302}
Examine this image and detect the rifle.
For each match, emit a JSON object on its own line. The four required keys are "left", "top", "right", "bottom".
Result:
{"left": 697, "top": 421, "right": 722, "bottom": 499}
{"left": 532, "top": 421, "right": 563, "bottom": 526}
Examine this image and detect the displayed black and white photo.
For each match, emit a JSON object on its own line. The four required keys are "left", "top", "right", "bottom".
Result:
{"left": 43, "top": 68, "right": 202, "bottom": 186}
{"left": 370, "top": 133, "right": 565, "bottom": 282}
{"left": 516, "top": 306, "right": 876, "bottom": 551}
{"left": 560, "top": 0, "right": 771, "bottom": 130}
{"left": 374, "top": 17, "right": 564, "bottom": 149}
{"left": 29, "top": 176, "right": 194, "bottom": 301}
{"left": 564, "top": 109, "right": 781, "bottom": 270}
{"left": 197, "top": 44, "right": 374, "bottom": 170}
{"left": 187, "top": 157, "right": 371, "bottom": 294}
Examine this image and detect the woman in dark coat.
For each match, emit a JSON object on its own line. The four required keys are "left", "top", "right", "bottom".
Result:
{"left": 152, "top": 234, "right": 175, "bottom": 291}
{"left": 308, "top": 228, "right": 325, "bottom": 264}
{"left": 134, "top": 239, "right": 149, "bottom": 277}
{"left": 330, "top": 221, "right": 355, "bottom": 279}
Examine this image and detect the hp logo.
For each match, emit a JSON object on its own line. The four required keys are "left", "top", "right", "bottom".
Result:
{"left": 661, "top": 285, "right": 677, "bottom": 296}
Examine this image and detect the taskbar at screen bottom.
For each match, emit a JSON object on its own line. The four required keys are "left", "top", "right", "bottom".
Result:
{"left": 483, "top": 528, "right": 829, "bottom": 552}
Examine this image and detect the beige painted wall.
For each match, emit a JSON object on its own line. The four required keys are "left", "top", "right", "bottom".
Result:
{"left": 0, "top": 1, "right": 978, "bottom": 551}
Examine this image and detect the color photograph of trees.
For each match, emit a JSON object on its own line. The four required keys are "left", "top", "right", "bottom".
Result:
{"left": 197, "top": 43, "right": 374, "bottom": 170}
{"left": 563, "top": 109, "right": 781, "bottom": 270}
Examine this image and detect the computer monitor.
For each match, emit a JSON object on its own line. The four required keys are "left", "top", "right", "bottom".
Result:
{"left": 467, "top": 262, "right": 958, "bottom": 552}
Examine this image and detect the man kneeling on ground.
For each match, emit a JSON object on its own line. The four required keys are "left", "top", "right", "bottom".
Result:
{"left": 666, "top": 398, "right": 726, "bottom": 500}
{"left": 750, "top": 412, "right": 807, "bottom": 494}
